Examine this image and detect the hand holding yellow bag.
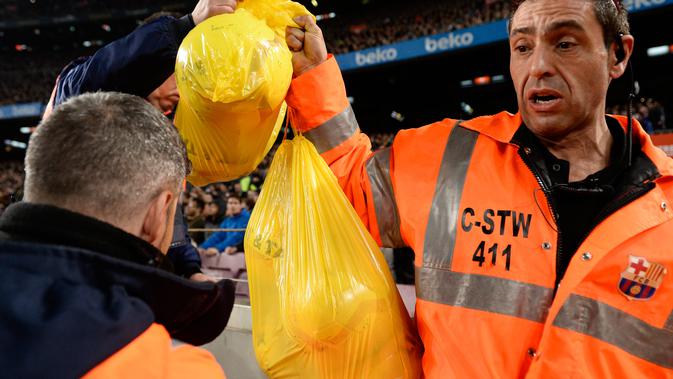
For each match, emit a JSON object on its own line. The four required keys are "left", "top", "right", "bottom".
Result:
{"left": 245, "top": 135, "right": 422, "bottom": 378}
{"left": 174, "top": 0, "right": 311, "bottom": 185}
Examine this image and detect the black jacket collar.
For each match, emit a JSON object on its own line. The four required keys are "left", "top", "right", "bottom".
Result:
{"left": 0, "top": 202, "right": 235, "bottom": 346}
{"left": 511, "top": 117, "right": 659, "bottom": 191}
{"left": 0, "top": 202, "right": 173, "bottom": 271}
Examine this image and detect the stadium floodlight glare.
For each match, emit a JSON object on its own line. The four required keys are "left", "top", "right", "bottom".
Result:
{"left": 19, "top": 127, "right": 33, "bottom": 134}
{"left": 492, "top": 75, "right": 505, "bottom": 83}
{"left": 4, "top": 140, "right": 27, "bottom": 149}
{"left": 391, "top": 111, "right": 405, "bottom": 122}
{"left": 316, "top": 13, "right": 337, "bottom": 21}
{"left": 474, "top": 76, "right": 492, "bottom": 86}
{"left": 647, "top": 45, "right": 669, "bottom": 57}
{"left": 460, "top": 79, "right": 474, "bottom": 88}
{"left": 460, "top": 102, "right": 474, "bottom": 116}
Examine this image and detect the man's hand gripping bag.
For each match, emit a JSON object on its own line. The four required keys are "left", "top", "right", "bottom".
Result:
{"left": 174, "top": 0, "right": 311, "bottom": 186}
{"left": 244, "top": 135, "right": 422, "bottom": 378}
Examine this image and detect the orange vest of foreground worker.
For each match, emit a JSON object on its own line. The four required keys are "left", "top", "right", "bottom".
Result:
{"left": 286, "top": 57, "right": 673, "bottom": 378}
{"left": 84, "top": 324, "right": 225, "bottom": 378}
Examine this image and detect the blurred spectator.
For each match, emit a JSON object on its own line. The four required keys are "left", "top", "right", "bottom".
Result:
{"left": 0, "top": 161, "right": 25, "bottom": 215}
{"left": 636, "top": 104, "right": 655, "bottom": 134}
{"left": 185, "top": 196, "right": 206, "bottom": 245}
{"left": 647, "top": 99, "right": 667, "bottom": 131}
{"left": 607, "top": 98, "right": 668, "bottom": 133}
{"left": 203, "top": 197, "right": 227, "bottom": 240}
{"left": 245, "top": 190, "right": 259, "bottom": 211}
{"left": 199, "top": 195, "right": 250, "bottom": 256}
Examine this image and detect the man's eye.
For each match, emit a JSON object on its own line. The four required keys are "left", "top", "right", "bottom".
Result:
{"left": 558, "top": 41, "right": 574, "bottom": 50}
{"left": 515, "top": 45, "right": 530, "bottom": 53}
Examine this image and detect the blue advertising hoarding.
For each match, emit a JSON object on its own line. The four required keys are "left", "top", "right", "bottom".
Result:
{"left": 0, "top": 102, "right": 45, "bottom": 120}
{"left": 336, "top": 0, "right": 673, "bottom": 72}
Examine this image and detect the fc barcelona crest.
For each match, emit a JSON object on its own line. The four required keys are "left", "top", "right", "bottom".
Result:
{"left": 618, "top": 256, "right": 667, "bottom": 301}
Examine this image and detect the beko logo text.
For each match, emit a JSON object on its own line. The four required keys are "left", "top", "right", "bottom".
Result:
{"left": 425, "top": 32, "right": 474, "bottom": 52}
{"left": 355, "top": 47, "right": 399, "bottom": 66}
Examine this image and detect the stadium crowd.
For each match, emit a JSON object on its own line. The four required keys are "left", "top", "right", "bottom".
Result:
{"left": 0, "top": 0, "right": 185, "bottom": 21}
{"left": 607, "top": 98, "right": 668, "bottom": 133}
{"left": 0, "top": 53, "right": 68, "bottom": 105}
{"left": 0, "top": 160, "right": 23, "bottom": 213}
{"left": 321, "top": 0, "right": 511, "bottom": 54}
{"left": 1, "top": 0, "right": 512, "bottom": 105}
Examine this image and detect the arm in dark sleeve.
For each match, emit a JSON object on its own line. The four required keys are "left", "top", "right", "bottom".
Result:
{"left": 167, "top": 204, "right": 203, "bottom": 278}
{"left": 54, "top": 15, "right": 194, "bottom": 105}
{"left": 167, "top": 242, "right": 203, "bottom": 278}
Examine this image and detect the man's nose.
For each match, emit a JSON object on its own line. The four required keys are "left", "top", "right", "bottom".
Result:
{"left": 529, "top": 46, "right": 556, "bottom": 79}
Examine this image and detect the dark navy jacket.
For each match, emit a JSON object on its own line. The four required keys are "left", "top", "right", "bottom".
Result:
{"left": 54, "top": 15, "right": 193, "bottom": 105}
{"left": 0, "top": 202, "right": 235, "bottom": 378}
{"left": 51, "top": 15, "right": 203, "bottom": 278}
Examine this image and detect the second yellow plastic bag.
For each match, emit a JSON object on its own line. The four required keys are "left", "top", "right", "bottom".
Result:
{"left": 174, "top": 0, "right": 311, "bottom": 185}
{"left": 244, "top": 135, "right": 422, "bottom": 378}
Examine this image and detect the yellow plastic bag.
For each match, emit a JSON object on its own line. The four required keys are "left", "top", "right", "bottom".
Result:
{"left": 174, "top": 0, "right": 312, "bottom": 185}
{"left": 245, "top": 135, "right": 423, "bottom": 378}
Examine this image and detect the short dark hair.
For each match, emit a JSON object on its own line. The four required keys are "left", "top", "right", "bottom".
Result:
{"left": 227, "top": 194, "right": 242, "bottom": 203}
{"left": 190, "top": 196, "right": 205, "bottom": 210}
{"left": 509, "top": 0, "right": 630, "bottom": 48}
{"left": 26, "top": 92, "right": 190, "bottom": 221}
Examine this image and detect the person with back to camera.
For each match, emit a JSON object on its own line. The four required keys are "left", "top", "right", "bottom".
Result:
{"left": 0, "top": 92, "right": 235, "bottom": 378}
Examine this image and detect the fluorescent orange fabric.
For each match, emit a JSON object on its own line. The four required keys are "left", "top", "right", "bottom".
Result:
{"left": 286, "top": 57, "right": 673, "bottom": 378}
{"left": 286, "top": 54, "right": 349, "bottom": 133}
{"left": 84, "top": 323, "right": 226, "bottom": 379}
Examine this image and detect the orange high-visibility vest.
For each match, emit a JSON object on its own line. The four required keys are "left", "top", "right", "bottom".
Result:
{"left": 84, "top": 324, "right": 225, "bottom": 378}
{"left": 287, "top": 57, "right": 673, "bottom": 378}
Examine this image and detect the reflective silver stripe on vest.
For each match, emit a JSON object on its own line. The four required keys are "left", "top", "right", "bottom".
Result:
{"left": 666, "top": 311, "right": 673, "bottom": 333}
{"left": 554, "top": 294, "right": 673, "bottom": 369}
{"left": 416, "top": 267, "right": 553, "bottom": 322}
{"left": 417, "top": 122, "right": 553, "bottom": 323}
{"left": 423, "top": 123, "right": 478, "bottom": 269}
{"left": 365, "top": 148, "right": 404, "bottom": 248}
{"left": 303, "top": 105, "right": 360, "bottom": 154}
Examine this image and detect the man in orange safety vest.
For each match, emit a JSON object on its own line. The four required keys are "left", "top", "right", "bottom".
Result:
{"left": 285, "top": 0, "right": 673, "bottom": 377}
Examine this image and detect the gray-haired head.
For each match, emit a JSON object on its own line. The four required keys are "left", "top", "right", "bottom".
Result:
{"left": 25, "top": 92, "right": 190, "bottom": 226}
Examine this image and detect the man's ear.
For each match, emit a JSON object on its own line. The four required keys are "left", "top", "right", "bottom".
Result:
{"left": 610, "top": 34, "right": 635, "bottom": 80}
{"left": 140, "top": 190, "right": 177, "bottom": 253}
